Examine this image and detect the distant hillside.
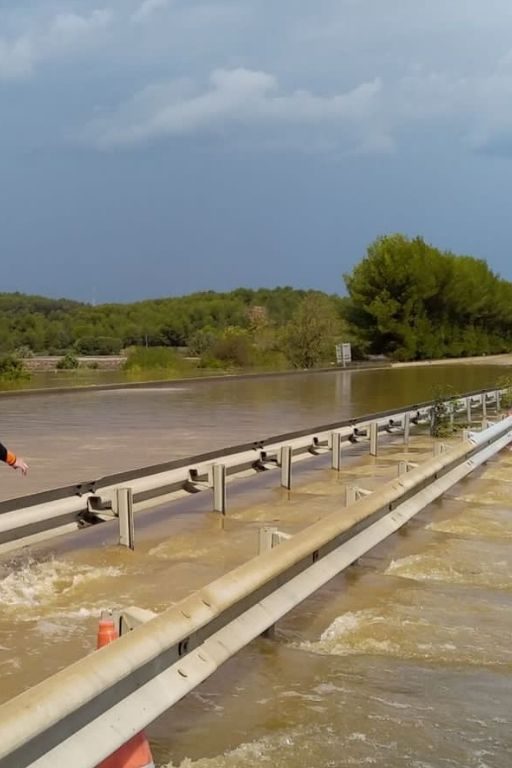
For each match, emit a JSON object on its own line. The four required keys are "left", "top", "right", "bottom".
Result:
{"left": 0, "top": 287, "right": 345, "bottom": 356}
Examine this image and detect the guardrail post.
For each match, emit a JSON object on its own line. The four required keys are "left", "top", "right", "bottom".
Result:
{"left": 466, "top": 397, "right": 472, "bottom": 425}
{"left": 429, "top": 406, "right": 435, "bottom": 435}
{"left": 496, "top": 390, "right": 501, "bottom": 412}
{"left": 212, "top": 464, "right": 226, "bottom": 515}
{"left": 258, "top": 526, "right": 291, "bottom": 554}
{"left": 398, "top": 460, "right": 419, "bottom": 476}
{"left": 403, "top": 413, "right": 410, "bottom": 445}
{"left": 369, "top": 422, "right": 378, "bottom": 456}
{"left": 449, "top": 402, "right": 455, "bottom": 429}
{"left": 345, "top": 486, "right": 357, "bottom": 506}
{"left": 118, "top": 607, "right": 158, "bottom": 635}
{"left": 482, "top": 394, "right": 487, "bottom": 419}
{"left": 331, "top": 431, "right": 342, "bottom": 471}
{"left": 258, "top": 525, "right": 284, "bottom": 639}
{"left": 258, "top": 525, "right": 278, "bottom": 555}
{"left": 280, "top": 445, "right": 292, "bottom": 490}
{"left": 345, "top": 485, "right": 372, "bottom": 505}
{"left": 116, "top": 488, "right": 134, "bottom": 550}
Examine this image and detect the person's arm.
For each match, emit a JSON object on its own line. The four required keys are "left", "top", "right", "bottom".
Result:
{"left": 0, "top": 441, "right": 28, "bottom": 475}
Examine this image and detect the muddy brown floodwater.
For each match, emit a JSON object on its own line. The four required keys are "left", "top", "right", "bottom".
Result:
{"left": 0, "top": 364, "right": 511, "bottom": 767}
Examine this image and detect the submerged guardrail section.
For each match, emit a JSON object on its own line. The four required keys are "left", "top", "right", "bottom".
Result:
{"left": 0, "top": 410, "right": 511, "bottom": 768}
{"left": 0, "top": 387, "right": 504, "bottom": 550}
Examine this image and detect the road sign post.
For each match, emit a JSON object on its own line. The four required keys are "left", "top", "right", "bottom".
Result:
{"left": 336, "top": 342, "right": 352, "bottom": 368}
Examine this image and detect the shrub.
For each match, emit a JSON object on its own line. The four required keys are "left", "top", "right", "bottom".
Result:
{"left": 198, "top": 356, "right": 227, "bottom": 370}
{"left": 496, "top": 375, "right": 512, "bottom": 409}
{"left": 430, "top": 384, "right": 459, "bottom": 437}
{"left": 14, "top": 345, "right": 34, "bottom": 359}
{"left": 210, "top": 331, "right": 253, "bottom": 368}
{"left": 123, "top": 346, "right": 192, "bottom": 373}
{"left": 0, "top": 354, "right": 30, "bottom": 382}
{"left": 56, "top": 353, "right": 80, "bottom": 370}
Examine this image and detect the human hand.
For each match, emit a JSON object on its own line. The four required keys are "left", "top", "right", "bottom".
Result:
{"left": 12, "top": 457, "right": 28, "bottom": 475}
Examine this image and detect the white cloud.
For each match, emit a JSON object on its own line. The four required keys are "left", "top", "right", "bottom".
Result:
{"left": 131, "top": 0, "right": 170, "bottom": 24}
{"left": 80, "top": 53, "right": 512, "bottom": 156}
{"left": 84, "top": 67, "right": 386, "bottom": 151}
{"left": 387, "top": 54, "right": 512, "bottom": 152}
{"left": 5, "top": 0, "right": 512, "bottom": 158}
{"left": 49, "top": 9, "right": 113, "bottom": 41}
{"left": 0, "top": 8, "right": 113, "bottom": 80}
{"left": 0, "top": 36, "right": 33, "bottom": 79}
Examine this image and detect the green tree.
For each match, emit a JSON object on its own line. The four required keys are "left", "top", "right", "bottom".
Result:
{"left": 282, "top": 294, "right": 343, "bottom": 368}
{"left": 187, "top": 327, "right": 218, "bottom": 357}
{"left": 343, "top": 234, "right": 512, "bottom": 360}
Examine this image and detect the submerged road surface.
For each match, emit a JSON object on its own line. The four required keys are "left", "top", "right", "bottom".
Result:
{"left": 0, "top": 423, "right": 511, "bottom": 767}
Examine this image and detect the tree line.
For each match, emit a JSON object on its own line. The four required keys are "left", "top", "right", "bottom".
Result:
{"left": 0, "top": 287, "right": 348, "bottom": 371}
{"left": 1, "top": 234, "right": 510, "bottom": 372}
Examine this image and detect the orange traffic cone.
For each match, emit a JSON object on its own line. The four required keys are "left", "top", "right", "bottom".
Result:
{"left": 97, "top": 735, "right": 155, "bottom": 768}
{"left": 97, "top": 613, "right": 118, "bottom": 648}
{"left": 96, "top": 612, "right": 155, "bottom": 768}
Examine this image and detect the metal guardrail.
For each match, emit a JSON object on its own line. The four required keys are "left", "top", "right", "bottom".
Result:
{"left": 0, "top": 388, "right": 503, "bottom": 550}
{"left": 0, "top": 413, "right": 510, "bottom": 768}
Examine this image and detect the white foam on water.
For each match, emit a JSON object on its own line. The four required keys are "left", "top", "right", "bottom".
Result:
{"left": 279, "top": 690, "right": 323, "bottom": 703}
{"left": 349, "top": 733, "right": 368, "bottom": 742}
{"left": 297, "top": 610, "right": 388, "bottom": 658}
{"left": 428, "top": 508, "right": 512, "bottom": 540}
{"left": 159, "top": 725, "right": 380, "bottom": 768}
{"left": 321, "top": 610, "right": 379, "bottom": 640}
{"left": 295, "top": 602, "right": 512, "bottom": 667}
{"left": 370, "top": 694, "right": 435, "bottom": 715}
{"left": 0, "top": 557, "right": 122, "bottom": 612}
{"left": 52, "top": 606, "right": 105, "bottom": 620}
{"left": 386, "top": 553, "right": 512, "bottom": 590}
{"left": 162, "top": 731, "right": 300, "bottom": 768}
{"left": 36, "top": 619, "right": 79, "bottom": 642}
{"left": 149, "top": 541, "right": 212, "bottom": 561}
{"left": 312, "top": 681, "right": 348, "bottom": 696}
{"left": 190, "top": 691, "right": 224, "bottom": 714}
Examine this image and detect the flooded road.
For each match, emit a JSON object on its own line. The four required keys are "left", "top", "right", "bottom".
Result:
{"left": 0, "top": 364, "right": 511, "bottom": 767}
{"left": 153, "top": 449, "right": 512, "bottom": 768}
{"left": 0, "top": 363, "right": 506, "bottom": 501}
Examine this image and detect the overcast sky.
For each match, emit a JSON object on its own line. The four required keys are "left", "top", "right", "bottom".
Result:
{"left": 2, "top": 0, "right": 512, "bottom": 302}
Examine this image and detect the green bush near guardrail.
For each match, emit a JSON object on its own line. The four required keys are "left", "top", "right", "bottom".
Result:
{"left": 430, "top": 384, "right": 460, "bottom": 437}
{"left": 496, "top": 375, "right": 512, "bottom": 409}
